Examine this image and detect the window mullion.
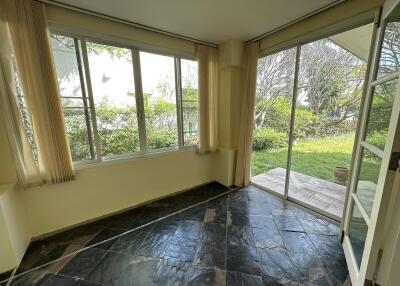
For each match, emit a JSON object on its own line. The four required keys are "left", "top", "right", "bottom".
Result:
{"left": 80, "top": 39, "right": 102, "bottom": 162}
{"left": 131, "top": 49, "right": 147, "bottom": 152}
{"left": 74, "top": 38, "right": 95, "bottom": 160}
{"left": 175, "top": 57, "right": 184, "bottom": 148}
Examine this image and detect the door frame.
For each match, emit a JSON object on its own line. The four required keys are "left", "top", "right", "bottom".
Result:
{"left": 251, "top": 15, "right": 379, "bottom": 222}
{"left": 342, "top": 1, "right": 400, "bottom": 284}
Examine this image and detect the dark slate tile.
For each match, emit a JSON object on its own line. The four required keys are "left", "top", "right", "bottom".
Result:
{"left": 17, "top": 241, "right": 80, "bottom": 274}
{"left": 85, "top": 228, "right": 125, "bottom": 250}
{"left": 227, "top": 225, "right": 255, "bottom": 248}
{"left": 226, "top": 271, "right": 263, "bottom": 286}
{"left": 228, "top": 211, "right": 251, "bottom": 227}
{"left": 86, "top": 252, "right": 160, "bottom": 285}
{"left": 245, "top": 188, "right": 275, "bottom": 203}
{"left": 41, "top": 275, "right": 81, "bottom": 286}
{"left": 193, "top": 241, "right": 226, "bottom": 269}
{"left": 273, "top": 215, "right": 304, "bottom": 232}
{"left": 110, "top": 229, "right": 149, "bottom": 253}
{"left": 10, "top": 257, "right": 73, "bottom": 286}
{"left": 9, "top": 272, "right": 52, "bottom": 286}
{"left": 0, "top": 269, "right": 13, "bottom": 282}
{"left": 318, "top": 253, "right": 349, "bottom": 286}
{"left": 105, "top": 210, "right": 143, "bottom": 230}
{"left": 226, "top": 246, "right": 260, "bottom": 276}
{"left": 258, "top": 249, "right": 295, "bottom": 277}
{"left": 280, "top": 231, "right": 316, "bottom": 255}
{"left": 203, "top": 223, "right": 226, "bottom": 243}
{"left": 247, "top": 203, "right": 274, "bottom": 216}
{"left": 229, "top": 191, "right": 248, "bottom": 202}
{"left": 76, "top": 280, "right": 104, "bottom": 286}
{"left": 177, "top": 206, "right": 207, "bottom": 222}
{"left": 307, "top": 234, "right": 344, "bottom": 258}
{"left": 249, "top": 215, "right": 276, "bottom": 229}
{"left": 129, "top": 215, "right": 157, "bottom": 230}
{"left": 164, "top": 236, "right": 199, "bottom": 263}
{"left": 204, "top": 208, "right": 227, "bottom": 224}
{"left": 63, "top": 224, "right": 105, "bottom": 246}
{"left": 150, "top": 220, "right": 179, "bottom": 237}
{"left": 288, "top": 252, "right": 329, "bottom": 285}
{"left": 260, "top": 274, "right": 300, "bottom": 286}
{"left": 298, "top": 217, "right": 340, "bottom": 236}
{"left": 253, "top": 227, "right": 285, "bottom": 250}
{"left": 133, "top": 232, "right": 171, "bottom": 258}
{"left": 175, "top": 221, "right": 203, "bottom": 239}
{"left": 151, "top": 260, "right": 189, "bottom": 285}
{"left": 186, "top": 266, "right": 226, "bottom": 285}
{"left": 58, "top": 248, "right": 106, "bottom": 279}
{"left": 207, "top": 195, "right": 228, "bottom": 210}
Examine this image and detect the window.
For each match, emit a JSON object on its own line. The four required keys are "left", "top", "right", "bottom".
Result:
{"left": 50, "top": 32, "right": 199, "bottom": 164}
{"left": 181, "top": 59, "right": 199, "bottom": 145}
{"left": 140, "top": 51, "right": 178, "bottom": 150}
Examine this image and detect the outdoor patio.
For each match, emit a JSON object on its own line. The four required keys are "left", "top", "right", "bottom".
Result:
{"left": 251, "top": 167, "right": 347, "bottom": 218}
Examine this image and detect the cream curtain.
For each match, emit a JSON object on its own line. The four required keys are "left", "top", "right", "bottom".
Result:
{"left": 0, "top": 11, "right": 41, "bottom": 187}
{"left": 234, "top": 42, "right": 259, "bottom": 187}
{"left": 197, "top": 45, "right": 218, "bottom": 154}
{"left": 3, "top": 0, "right": 75, "bottom": 184}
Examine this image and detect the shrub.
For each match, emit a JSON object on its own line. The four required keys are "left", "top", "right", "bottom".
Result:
{"left": 366, "top": 130, "right": 387, "bottom": 160}
{"left": 252, "top": 128, "right": 288, "bottom": 151}
{"left": 147, "top": 130, "right": 177, "bottom": 149}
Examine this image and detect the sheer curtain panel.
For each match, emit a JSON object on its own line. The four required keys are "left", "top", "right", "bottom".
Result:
{"left": 197, "top": 45, "right": 218, "bottom": 154}
{"left": 234, "top": 42, "right": 259, "bottom": 187}
{"left": 4, "top": 0, "right": 75, "bottom": 184}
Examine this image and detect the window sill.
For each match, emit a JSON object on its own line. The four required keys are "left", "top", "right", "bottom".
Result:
{"left": 73, "top": 145, "right": 198, "bottom": 171}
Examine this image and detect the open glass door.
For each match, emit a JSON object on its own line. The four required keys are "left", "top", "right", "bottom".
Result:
{"left": 342, "top": 2, "right": 400, "bottom": 284}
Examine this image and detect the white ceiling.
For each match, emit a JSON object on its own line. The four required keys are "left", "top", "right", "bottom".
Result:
{"left": 52, "top": 0, "right": 342, "bottom": 44}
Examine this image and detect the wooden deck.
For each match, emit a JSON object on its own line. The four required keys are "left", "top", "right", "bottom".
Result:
{"left": 251, "top": 167, "right": 347, "bottom": 218}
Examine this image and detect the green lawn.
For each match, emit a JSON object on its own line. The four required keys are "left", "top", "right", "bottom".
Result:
{"left": 251, "top": 133, "right": 380, "bottom": 183}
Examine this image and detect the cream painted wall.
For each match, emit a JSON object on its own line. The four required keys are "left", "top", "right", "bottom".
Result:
{"left": 214, "top": 40, "right": 244, "bottom": 186}
{"left": 23, "top": 148, "right": 215, "bottom": 238}
{"left": 0, "top": 184, "right": 30, "bottom": 273}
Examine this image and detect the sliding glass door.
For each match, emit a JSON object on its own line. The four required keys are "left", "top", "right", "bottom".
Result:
{"left": 251, "top": 22, "right": 374, "bottom": 220}
{"left": 251, "top": 48, "right": 297, "bottom": 196}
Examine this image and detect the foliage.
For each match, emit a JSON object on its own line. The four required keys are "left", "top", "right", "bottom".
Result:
{"left": 252, "top": 128, "right": 288, "bottom": 151}
{"left": 252, "top": 134, "right": 381, "bottom": 183}
{"left": 148, "top": 130, "right": 177, "bottom": 149}
{"left": 254, "top": 38, "right": 366, "bottom": 141}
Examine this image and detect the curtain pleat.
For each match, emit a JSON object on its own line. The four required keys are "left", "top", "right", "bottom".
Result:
{"left": 0, "top": 19, "right": 41, "bottom": 187}
{"left": 234, "top": 42, "right": 259, "bottom": 187}
{"left": 197, "top": 45, "right": 218, "bottom": 154}
{"left": 5, "top": 0, "right": 75, "bottom": 184}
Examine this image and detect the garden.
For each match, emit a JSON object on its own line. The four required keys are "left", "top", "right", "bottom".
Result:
{"left": 251, "top": 38, "right": 391, "bottom": 185}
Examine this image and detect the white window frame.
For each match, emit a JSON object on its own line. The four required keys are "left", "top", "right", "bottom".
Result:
{"left": 50, "top": 29, "right": 199, "bottom": 167}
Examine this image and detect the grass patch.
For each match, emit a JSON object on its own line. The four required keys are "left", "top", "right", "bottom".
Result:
{"left": 251, "top": 133, "right": 380, "bottom": 183}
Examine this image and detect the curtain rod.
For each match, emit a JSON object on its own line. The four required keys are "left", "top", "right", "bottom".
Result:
{"left": 247, "top": 0, "right": 347, "bottom": 43}
{"left": 36, "top": 0, "right": 219, "bottom": 48}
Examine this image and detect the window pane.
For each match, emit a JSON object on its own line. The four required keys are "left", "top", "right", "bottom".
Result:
{"left": 348, "top": 202, "right": 368, "bottom": 268}
{"left": 51, "top": 35, "right": 94, "bottom": 161}
{"left": 251, "top": 47, "right": 296, "bottom": 195}
{"left": 87, "top": 42, "right": 139, "bottom": 157}
{"left": 354, "top": 148, "right": 382, "bottom": 217}
{"left": 181, "top": 59, "right": 198, "bottom": 145}
{"left": 140, "top": 51, "right": 178, "bottom": 150}
{"left": 377, "top": 7, "right": 400, "bottom": 77}
{"left": 365, "top": 79, "right": 397, "bottom": 149}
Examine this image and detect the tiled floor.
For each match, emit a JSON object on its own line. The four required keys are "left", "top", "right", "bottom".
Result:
{"left": 252, "top": 168, "right": 346, "bottom": 218}
{"left": 0, "top": 182, "right": 350, "bottom": 286}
